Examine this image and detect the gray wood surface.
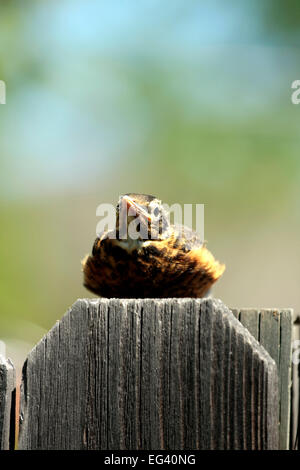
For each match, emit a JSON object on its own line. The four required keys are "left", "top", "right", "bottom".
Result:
{"left": 278, "top": 309, "right": 292, "bottom": 450}
{"left": 291, "top": 316, "right": 300, "bottom": 450}
{"left": 0, "top": 356, "right": 15, "bottom": 450}
{"left": 233, "top": 308, "right": 293, "bottom": 450}
{"left": 18, "top": 298, "right": 279, "bottom": 450}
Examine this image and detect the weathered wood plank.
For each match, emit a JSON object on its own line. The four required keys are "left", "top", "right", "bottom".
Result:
{"left": 278, "top": 309, "right": 292, "bottom": 450}
{"left": 233, "top": 308, "right": 293, "bottom": 450}
{"left": 18, "top": 298, "right": 279, "bottom": 450}
{"left": 259, "top": 310, "right": 281, "bottom": 369}
{"left": 239, "top": 309, "right": 260, "bottom": 340}
{"left": 291, "top": 317, "right": 300, "bottom": 449}
{"left": 0, "top": 355, "right": 15, "bottom": 450}
{"left": 198, "top": 300, "right": 212, "bottom": 449}
{"left": 258, "top": 309, "right": 292, "bottom": 449}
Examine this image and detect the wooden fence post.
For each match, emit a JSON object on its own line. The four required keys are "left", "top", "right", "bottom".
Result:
{"left": 0, "top": 356, "right": 15, "bottom": 450}
{"left": 231, "top": 308, "right": 293, "bottom": 449}
{"left": 18, "top": 298, "right": 279, "bottom": 450}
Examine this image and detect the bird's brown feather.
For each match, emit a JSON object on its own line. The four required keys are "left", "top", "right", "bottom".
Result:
{"left": 82, "top": 231, "right": 225, "bottom": 298}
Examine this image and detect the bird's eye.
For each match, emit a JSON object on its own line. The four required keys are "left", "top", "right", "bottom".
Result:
{"left": 153, "top": 206, "right": 160, "bottom": 217}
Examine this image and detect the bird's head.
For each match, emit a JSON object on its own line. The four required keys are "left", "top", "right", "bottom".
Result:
{"left": 116, "top": 193, "right": 170, "bottom": 243}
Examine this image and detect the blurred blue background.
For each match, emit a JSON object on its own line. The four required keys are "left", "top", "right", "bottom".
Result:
{"left": 0, "top": 0, "right": 300, "bottom": 369}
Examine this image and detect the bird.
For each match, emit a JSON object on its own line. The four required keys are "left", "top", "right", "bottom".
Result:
{"left": 82, "top": 193, "right": 225, "bottom": 298}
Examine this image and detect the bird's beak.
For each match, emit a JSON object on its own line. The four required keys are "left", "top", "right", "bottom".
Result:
{"left": 122, "top": 196, "right": 152, "bottom": 221}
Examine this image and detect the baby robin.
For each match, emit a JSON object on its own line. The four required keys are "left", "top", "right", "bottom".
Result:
{"left": 82, "top": 193, "right": 225, "bottom": 298}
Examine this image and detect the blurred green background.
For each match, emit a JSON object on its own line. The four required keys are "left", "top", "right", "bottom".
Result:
{"left": 0, "top": 0, "right": 300, "bottom": 370}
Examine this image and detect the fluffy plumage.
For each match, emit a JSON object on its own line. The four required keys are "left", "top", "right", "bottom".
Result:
{"left": 82, "top": 194, "right": 225, "bottom": 298}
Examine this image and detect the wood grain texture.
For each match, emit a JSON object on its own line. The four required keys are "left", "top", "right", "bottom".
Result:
{"left": 18, "top": 298, "right": 279, "bottom": 450}
{"left": 0, "top": 356, "right": 15, "bottom": 450}
{"left": 278, "top": 309, "right": 292, "bottom": 450}
{"left": 234, "top": 308, "right": 293, "bottom": 450}
{"left": 291, "top": 316, "right": 300, "bottom": 450}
